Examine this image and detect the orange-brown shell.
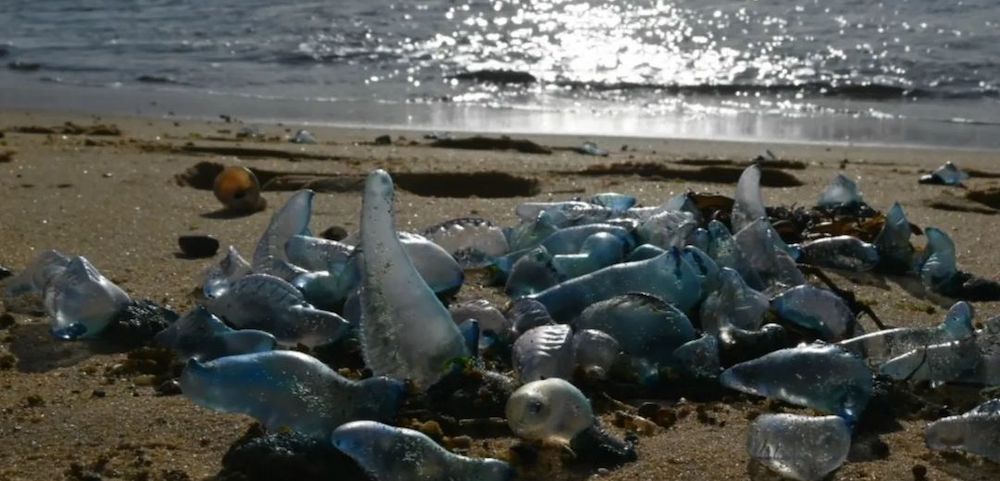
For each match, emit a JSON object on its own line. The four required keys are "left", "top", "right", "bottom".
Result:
{"left": 213, "top": 166, "right": 265, "bottom": 213}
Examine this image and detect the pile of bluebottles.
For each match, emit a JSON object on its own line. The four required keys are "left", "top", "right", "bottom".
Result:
{"left": 4, "top": 164, "right": 1000, "bottom": 481}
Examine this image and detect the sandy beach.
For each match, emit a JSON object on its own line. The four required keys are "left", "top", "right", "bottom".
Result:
{"left": 2, "top": 109, "right": 1000, "bottom": 481}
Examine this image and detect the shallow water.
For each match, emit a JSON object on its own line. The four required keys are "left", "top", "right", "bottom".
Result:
{"left": 2, "top": 0, "right": 999, "bottom": 147}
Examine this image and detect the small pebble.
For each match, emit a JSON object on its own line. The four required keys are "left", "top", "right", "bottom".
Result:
{"left": 0, "top": 264, "right": 12, "bottom": 281}
{"left": 178, "top": 235, "right": 220, "bottom": 258}
{"left": 91, "top": 389, "right": 106, "bottom": 398}
{"left": 155, "top": 379, "right": 182, "bottom": 396}
{"left": 320, "top": 225, "right": 349, "bottom": 242}
{"left": 912, "top": 464, "right": 928, "bottom": 481}
{"left": 373, "top": 134, "right": 392, "bottom": 145}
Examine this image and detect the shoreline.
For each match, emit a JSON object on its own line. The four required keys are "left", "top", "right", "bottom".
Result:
{"left": 1, "top": 108, "right": 1000, "bottom": 481}
{"left": 3, "top": 77, "right": 1000, "bottom": 152}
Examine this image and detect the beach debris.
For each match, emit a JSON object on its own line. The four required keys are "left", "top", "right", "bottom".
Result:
{"left": 818, "top": 174, "right": 864, "bottom": 208}
{"left": 513, "top": 324, "right": 576, "bottom": 383}
{"left": 873, "top": 202, "right": 914, "bottom": 272}
{"left": 203, "top": 273, "right": 349, "bottom": 347}
{"left": 0, "top": 150, "right": 14, "bottom": 163}
{"left": 839, "top": 301, "right": 975, "bottom": 364}
{"left": 181, "top": 350, "right": 405, "bottom": 439}
{"left": 422, "top": 217, "right": 510, "bottom": 269}
{"left": 430, "top": 135, "right": 552, "bottom": 154}
{"left": 46, "top": 256, "right": 132, "bottom": 340}
{"left": 359, "top": 170, "right": 468, "bottom": 389}
{"left": 320, "top": 224, "right": 349, "bottom": 241}
{"left": 920, "top": 161, "right": 969, "bottom": 186}
{"left": 576, "top": 141, "right": 608, "bottom": 157}
{"left": 177, "top": 234, "right": 220, "bottom": 259}
{"left": 291, "top": 129, "right": 317, "bottom": 144}
{"left": 771, "top": 285, "right": 856, "bottom": 341}
{"left": 373, "top": 134, "right": 392, "bottom": 145}
{"left": 213, "top": 165, "right": 266, "bottom": 214}
{"left": 699, "top": 267, "right": 769, "bottom": 336}
{"left": 0, "top": 264, "right": 11, "bottom": 281}
{"left": 748, "top": 414, "right": 851, "bottom": 481}
{"left": 925, "top": 399, "right": 1000, "bottom": 463}
{"left": 332, "top": 421, "right": 514, "bottom": 481}
{"left": 203, "top": 246, "right": 252, "bottom": 299}
{"left": 154, "top": 305, "right": 276, "bottom": 361}
{"left": 796, "top": 235, "right": 879, "bottom": 272}
{"left": 253, "top": 190, "right": 314, "bottom": 274}
{"left": 720, "top": 343, "right": 873, "bottom": 423}
{"left": 530, "top": 247, "right": 702, "bottom": 322}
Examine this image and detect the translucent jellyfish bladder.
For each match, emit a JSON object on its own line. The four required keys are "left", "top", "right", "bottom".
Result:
{"left": 732, "top": 164, "right": 766, "bottom": 233}
{"left": 45, "top": 256, "right": 131, "bottom": 340}
{"left": 873, "top": 202, "right": 914, "bottom": 272}
{"left": 421, "top": 217, "right": 510, "bottom": 269}
{"left": 252, "top": 190, "right": 314, "bottom": 273}
{"left": 926, "top": 399, "right": 1000, "bottom": 463}
{"left": 797, "top": 236, "right": 879, "bottom": 272}
{"left": 359, "top": 170, "right": 468, "bottom": 389}
{"left": 3, "top": 249, "right": 70, "bottom": 313}
{"left": 575, "top": 292, "right": 697, "bottom": 367}
{"left": 920, "top": 161, "right": 970, "bottom": 186}
{"left": 838, "top": 301, "right": 975, "bottom": 364}
{"left": 748, "top": 414, "right": 851, "bottom": 481}
{"left": 817, "top": 174, "right": 864, "bottom": 208}
{"left": 916, "top": 227, "right": 958, "bottom": 290}
{"left": 699, "top": 267, "right": 769, "bottom": 336}
{"left": 154, "top": 306, "right": 276, "bottom": 361}
{"left": 332, "top": 421, "right": 513, "bottom": 481}
{"left": 506, "top": 378, "right": 595, "bottom": 444}
{"left": 203, "top": 273, "right": 349, "bottom": 348}
{"left": 771, "top": 285, "right": 855, "bottom": 341}
{"left": 512, "top": 324, "right": 576, "bottom": 383}
{"left": 720, "top": 343, "right": 873, "bottom": 423}
{"left": 202, "top": 246, "right": 252, "bottom": 299}
{"left": 180, "top": 350, "right": 405, "bottom": 439}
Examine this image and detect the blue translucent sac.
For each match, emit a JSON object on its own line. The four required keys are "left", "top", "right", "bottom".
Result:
{"left": 873, "top": 203, "right": 914, "bottom": 271}
{"left": 253, "top": 190, "right": 314, "bottom": 272}
{"left": 551, "top": 232, "right": 626, "bottom": 279}
{"left": 332, "top": 421, "right": 514, "bottom": 481}
{"left": 506, "top": 378, "right": 595, "bottom": 443}
{"left": 505, "top": 246, "right": 561, "bottom": 298}
{"left": 797, "top": 236, "right": 879, "bottom": 272}
{"left": 421, "top": 217, "right": 510, "bottom": 269}
{"left": 507, "top": 298, "right": 555, "bottom": 335}
{"left": 732, "top": 164, "right": 766, "bottom": 233}
{"left": 2, "top": 249, "right": 70, "bottom": 310}
{"left": 181, "top": 351, "right": 405, "bottom": 439}
{"left": 512, "top": 324, "right": 575, "bottom": 383}
{"left": 203, "top": 246, "right": 252, "bottom": 299}
{"left": 817, "top": 174, "right": 864, "bottom": 208}
{"left": 672, "top": 335, "right": 721, "bottom": 379}
{"left": 771, "top": 285, "right": 855, "bottom": 341}
{"left": 734, "top": 219, "right": 805, "bottom": 290}
{"left": 284, "top": 234, "right": 354, "bottom": 272}
{"left": 706, "top": 220, "right": 764, "bottom": 290}
{"left": 916, "top": 227, "right": 958, "bottom": 290}
{"left": 530, "top": 247, "right": 702, "bottom": 322}
{"left": 720, "top": 343, "right": 873, "bottom": 423}
{"left": 838, "top": 301, "right": 975, "bottom": 364}
{"left": 637, "top": 210, "right": 697, "bottom": 250}
{"left": 699, "top": 268, "right": 769, "bottom": 336}
{"left": 203, "top": 273, "right": 349, "bottom": 348}
{"left": 748, "top": 414, "right": 851, "bottom": 481}
{"left": 154, "top": 306, "right": 276, "bottom": 361}
{"left": 45, "top": 256, "right": 131, "bottom": 340}
{"left": 926, "top": 399, "right": 1000, "bottom": 463}
{"left": 920, "top": 161, "right": 970, "bottom": 186}
{"left": 590, "top": 192, "right": 636, "bottom": 212}
{"left": 575, "top": 292, "right": 697, "bottom": 366}
{"left": 359, "top": 170, "right": 468, "bottom": 389}
{"left": 573, "top": 329, "right": 620, "bottom": 379}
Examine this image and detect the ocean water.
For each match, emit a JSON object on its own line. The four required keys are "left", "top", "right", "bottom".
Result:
{"left": 1, "top": 0, "right": 999, "bottom": 148}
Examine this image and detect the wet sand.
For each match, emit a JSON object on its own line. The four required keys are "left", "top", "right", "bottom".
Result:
{"left": 1, "top": 109, "right": 1000, "bottom": 481}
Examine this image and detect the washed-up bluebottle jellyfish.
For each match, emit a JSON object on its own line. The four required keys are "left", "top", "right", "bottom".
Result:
{"left": 154, "top": 306, "right": 276, "bottom": 361}
{"left": 771, "top": 285, "right": 855, "bottom": 341}
{"left": 252, "top": 190, "right": 314, "bottom": 274}
{"left": 926, "top": 399, "right": 1000, "bottom": 463}
{"left": 748, "top": 414, "right": 851, "bottom": 481}
{"left": 720, "top": 343, "right": 873, "bottom": 423}
{"left": 575, "top": 292, "right": 696, "bottom": 368}
{"left": 45, "top": 256, "right": 131, "bottom": 340}
{"left": 202, "top": 246, "right": 252, "bottom": 299}
{"left": 421, "top": 217, "right": 510, "bottom": 269}
{"left": 699, "top": 267, "right": 769, "bottom": 336}
{"left": 512, "top": 324, "right": 575, "bottom": 383}
{"left": 797, "top": 235, "right": 879, "bottom": 272}
{"left": 2, "top": 249, "right": 70, "bottom": 313}
{"left": 359, "top": 170, "right": 468, "bottom": 389}
{"left": 506, "top": 378, "right": 594, "bottom": 444}
{"left": 916, "top": 227, "right": 958, "bottom": 290}
{"left": 332, "top": 421, "right": 513, "bottom": 481}
{"left": 181, "top": 350, "right": 405, "bottom": 439}
{"left": 530, "top": 247, "right": 702, "bottom": 322}
{"left": 873, "top": 203, "right": 914, "bottom": 272}
{"left": 817, "top": 174, "right": 864, "bottom": 208}
{"left": 203, "top": 273, "right": 349, "bottom": 348}
{"left": 920, "top": 161, "right": 970, "bottom": 186}
{"left": 838, "top": 301, "right": 975, "bottom": 364}
{"left": 732, "top": 164, "right": 766, "bottom": 233}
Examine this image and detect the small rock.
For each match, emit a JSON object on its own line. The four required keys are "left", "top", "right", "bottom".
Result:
{"left": 291, "top": 130, "right": 317, "bottom": 144}
{"left": 320, "top": 225, "right": 349, "bottom": 242}
{"left": 444, "top": 435, "right": 473, "bottom": 450}
{"left": 178, "top": 235, "right": 219, "bottom": 258}
{"left": 373, "top": 134, "right": 392, "bottom": 145}
{"left": 133, "top": 374, "right": 157, "bottom": 387}
{"left": 0, "top": 312, "right": 14, "bottom": 329}
{"left": 91, "top": 389, "right": 106, "bottom": 398}
{"left": 155, "top": 379, "right": 182, "bottom": 396}
{"left": 912, "top": 464, "right": 928, "bottom": 481}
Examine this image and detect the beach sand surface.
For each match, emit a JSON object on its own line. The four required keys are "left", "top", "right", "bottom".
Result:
{"left": 1, "top": 109, "right": 1000, "bottom": 481}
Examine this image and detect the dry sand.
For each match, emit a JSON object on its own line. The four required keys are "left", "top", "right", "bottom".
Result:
{"left": 1, "top": 109, "right": 1000, "bottom": 481}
